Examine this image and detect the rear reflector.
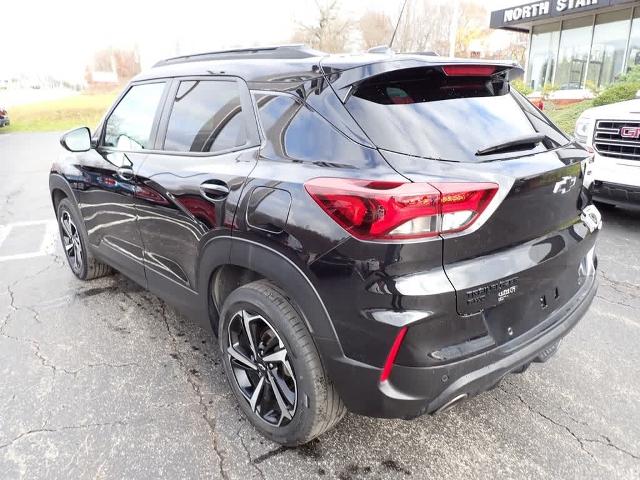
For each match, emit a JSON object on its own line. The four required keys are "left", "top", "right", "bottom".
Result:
{"left": 380, "top": 326, "right": 408, "bottom": 383}
{"left": 304, "top": 178, "right": 497, "bottom": 240}
{"left": 442, "top": 65, "right": 497, "bottom": 77}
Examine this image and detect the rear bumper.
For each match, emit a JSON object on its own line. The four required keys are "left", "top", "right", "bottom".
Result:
{"left": 321, "top": 272, "right": 598, "bottom": 419}
{"left": 590, "top": 181, "right": 640, "bottom": 207}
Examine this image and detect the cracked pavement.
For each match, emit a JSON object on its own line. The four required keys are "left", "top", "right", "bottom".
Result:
{"left": 0, "top": 132, "right": 639, "bottom": 479}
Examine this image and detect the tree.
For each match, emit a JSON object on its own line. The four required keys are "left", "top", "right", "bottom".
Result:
{"left": 87, "top": 47, "right": 141, "bottom": 84}
{"left": 455, "top": 2, "right": 490, "bottom": 57}
{"left": 291, "top": 0, "right": 354, "bottom": 53}
{"left": 359, "top": 11, "right": 394, "bottom": 50}
{"left": 391, "top": 0, "right": 453, "bottom": 54}
{"left": 496, "top": 31, "right": 528, "bottom": 65}
{"left": 112, "top": 49, "right": 141, "bottom": 81}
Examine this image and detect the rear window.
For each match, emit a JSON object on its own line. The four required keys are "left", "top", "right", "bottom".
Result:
{"left": 345, "top": 67, "right": 568, "bottom": 162}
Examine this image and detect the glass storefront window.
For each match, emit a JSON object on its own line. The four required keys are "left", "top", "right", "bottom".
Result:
{"left": 586, "top": 9, "right": 632, "bottom": 88}
{"left": 554, "top": 17, "right": 593, "bottom": 90}
{"left": 527, "top": 23, "right": 561, "bottom": 91}
{"left": 627, "top": 9, "right": 640, "bottom": 72}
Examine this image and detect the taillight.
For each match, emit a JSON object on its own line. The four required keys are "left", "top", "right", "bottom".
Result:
{"left": 434, "top": 182, "right": 498, "bottom": 234}
{"left": 304, "top": 178, "right": 497, "bottom": 241}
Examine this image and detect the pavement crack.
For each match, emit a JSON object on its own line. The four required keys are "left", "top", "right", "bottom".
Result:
{"left": 583, "top": 436, "right": 640, "bottom": 461}
{"left": 0, "top": 420, "right": 129, "bottom": 451}
{"left": 61, "top": 362, "right": 140, "bottom": 377}
{"left": 0, "top": 333, "right": 76, "bottom": 378}
{"left": 26, "top": 305, "right": 42, "bottom": 324}
{"left": 498, "top": 384, "right": 597, "bottom": 462}
{"left": 238, "top": 429, "right": 266, "bottom": 480}
{"left": 1, "top": 285, "right": 17, "bottom": 334}
{"left": 11, "top": 264, "right": 59, "bottom": 288}
{"left": 595, "top": 294, "right": 636, "bottom": 310}
{"left": 160, "top": 302, "right": 229, "bottom": 480}
{"left": 599, "top": 270, "right": 640, "bottom": 300}
{"left": 2, "top": 333, "right": 60, "bottom": 376}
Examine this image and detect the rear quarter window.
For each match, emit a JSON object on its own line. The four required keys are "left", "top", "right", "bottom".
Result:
{"left": 255, "top": 93, "right": 379, "bottom": 166}
{"left": 345, "top": 67, "right": 568, "bottom": 162}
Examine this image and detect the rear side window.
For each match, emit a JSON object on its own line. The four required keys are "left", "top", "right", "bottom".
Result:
{"left": 163, "top": 80, "right": 248, "bottom": 153}
{"left": 104, "top": 82, "right": 165, "bottom": 150}
{"left": 255, "top": 93, "right": 377, "bottom": 165}
{"left": 345, "top": 67, "right": 568, "bottom": 162}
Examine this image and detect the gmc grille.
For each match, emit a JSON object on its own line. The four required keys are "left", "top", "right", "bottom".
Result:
{"left": 593, "top": 120, "right": 640, "bottom": 160}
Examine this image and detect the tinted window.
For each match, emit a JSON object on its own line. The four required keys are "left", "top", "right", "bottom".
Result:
{"left": 345, "top": 67, "right": 569, "bottom": 162}
{"left": 164, "top": 80, "right": 248, "bottom": 153}
{"left": 255, "top": 94, "right": 379, "bottom": 167}
{"left": 104, "top": 82, "right": 165, "bottom": 150}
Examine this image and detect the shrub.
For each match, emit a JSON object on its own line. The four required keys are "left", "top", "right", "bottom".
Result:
{"left": 541, "top": 83, "right": 558, "bottom": 99}
{"left": 545, "top": 100, "right": 594, "bottom": 135}
{"left": 592, "top": 65, "right": 640, "bottom": 107}
{"left": 593, "top": 81, "right": 640, "bottom": 107}
{"left": 511, "top": 79, "right": 533, "bottom": 96}
{"left": 617, "top": 65, "right": 640, "bottom": 83}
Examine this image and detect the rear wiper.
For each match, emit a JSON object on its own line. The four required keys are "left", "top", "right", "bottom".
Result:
{"left": 475, "top": 133, "right": 549, "bottom": 156}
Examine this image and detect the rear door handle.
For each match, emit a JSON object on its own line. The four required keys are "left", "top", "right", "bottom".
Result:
{"left": 200, "top": 182, "right": 230, "bottom": 200}
{"left": 117, "top": 166, "right": 134, "bottom": 181}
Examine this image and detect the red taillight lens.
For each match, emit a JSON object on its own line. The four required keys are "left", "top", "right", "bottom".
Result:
{"left": 442, "top": 65, "right": 496, "bottom": 77}
{"left": 433, "top": 182, "right": 498, "bottom": 234}
{"left": 305, "top": 179, "right": 439, "bottom": 240}
{"left": 305, "top": 178, "right": 497, "bottom": 241}
{"left": 380, "top": 326, "right": 408, "bottom": 383}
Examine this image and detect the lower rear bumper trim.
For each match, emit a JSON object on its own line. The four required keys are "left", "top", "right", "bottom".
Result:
{"left": 320, "top": 272, "right": 598, "bottom": 419}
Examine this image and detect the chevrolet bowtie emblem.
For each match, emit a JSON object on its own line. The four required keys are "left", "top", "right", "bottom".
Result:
{"left": 553, "top": 176, "right": 577, "bottom": 195}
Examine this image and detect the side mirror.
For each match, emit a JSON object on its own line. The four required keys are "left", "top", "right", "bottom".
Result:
{"left": 60, "top": 127, "right": 92, "bottom": 152}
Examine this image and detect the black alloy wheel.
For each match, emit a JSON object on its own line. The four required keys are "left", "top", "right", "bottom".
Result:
{"left": 226, "top": 309, "right": 297, "bottom": 426}
{"left": 60, "top": 209, "right": 83, "bottom": 275}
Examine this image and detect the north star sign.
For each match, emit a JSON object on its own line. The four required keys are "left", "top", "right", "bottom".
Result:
{"left": 490, "top": 0, "right": 636, "bottom": 29}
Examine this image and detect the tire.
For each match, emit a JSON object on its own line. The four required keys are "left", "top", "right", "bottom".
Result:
{"left": 219, "top": 280, "right": 345, "bottom": 446}
{"left": 56, "top": 197, "right": 112, "bottom": 280}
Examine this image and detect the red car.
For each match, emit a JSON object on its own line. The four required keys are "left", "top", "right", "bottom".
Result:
{"left": 0, "top": 107, "right": 10, "bottom": 128}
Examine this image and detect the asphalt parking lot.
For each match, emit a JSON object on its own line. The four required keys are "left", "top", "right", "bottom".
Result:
{"left": 0, "top": 132, "right": 639, "bottom": 479}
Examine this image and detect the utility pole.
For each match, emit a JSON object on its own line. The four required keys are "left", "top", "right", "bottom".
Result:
{"left": 448, "top": 0, "right": 460, "bottom": 57}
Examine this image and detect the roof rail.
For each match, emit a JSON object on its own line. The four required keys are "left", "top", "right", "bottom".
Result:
{"left": 153, "top": 44, "right": 324, "bottom": 67}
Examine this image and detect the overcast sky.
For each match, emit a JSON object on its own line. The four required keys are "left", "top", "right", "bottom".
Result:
{"left": 1, "top": 0, "right": 517, "bottom": 81}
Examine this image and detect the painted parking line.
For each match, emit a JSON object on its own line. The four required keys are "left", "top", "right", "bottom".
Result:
{"left": 0, "top": 220, "right": 58, "bottom": 262}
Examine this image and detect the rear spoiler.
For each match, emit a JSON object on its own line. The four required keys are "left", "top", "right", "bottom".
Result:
{"left": 323, "top": 59, "right": 523, "bottom": 103}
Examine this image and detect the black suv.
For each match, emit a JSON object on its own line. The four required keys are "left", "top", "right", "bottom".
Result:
{"left": 50, "top": 45, "right": 601, "bottom": 446}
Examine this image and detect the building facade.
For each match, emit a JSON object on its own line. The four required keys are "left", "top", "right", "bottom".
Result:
{"left": 490, "top": 0, "right": 640, "bottom": 95}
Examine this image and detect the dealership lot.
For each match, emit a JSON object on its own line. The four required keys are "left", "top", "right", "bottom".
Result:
{"left": 0, "top": 132, "right": 639, "bottom": 479}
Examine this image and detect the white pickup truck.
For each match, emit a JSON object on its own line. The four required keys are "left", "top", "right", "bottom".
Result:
{"left": 575, "top": 99, "right": 640, "bottom": 207}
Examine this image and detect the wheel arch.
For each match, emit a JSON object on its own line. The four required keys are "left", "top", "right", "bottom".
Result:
{"left": 198, "top": 236, "right": 343, "bottom": 353}
{"left": 49, "top": 174, "right": 78, "bottom": 213}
